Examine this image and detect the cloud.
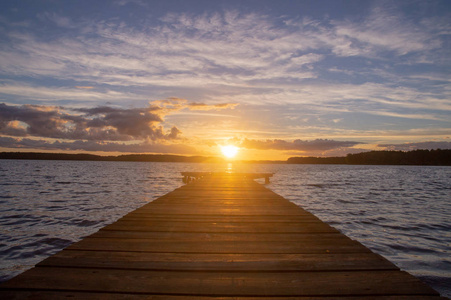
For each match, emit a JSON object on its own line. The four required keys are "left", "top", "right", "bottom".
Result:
{"left": 234, "top": 138, "right": 362, "bottom": 151}
{"left": 150, "top": 98, "right": 239, "bottom": 113}
{"left": 188, "top": 102, "right": 239, "bottom": 111}
{"left": 0, "top": 102, "right": 177, "bottom": 142}
{"left": 75, "top": 86, "right": 94, "bottom": 89}
{"left": 368, "top": 111, "right": 448, "bottom": 121}
{"left": 0, "top": 10, "right": 365, "bottom": 88}
{"left": 378, "top": 141, "right": 451, "bottom": 151}
{"left": 0, "top": 7, "right": 447, "bottom": 107}
{"left": 114, "top": 0, "right": 148, "bottom": 7}
{"left": 331, "top": 7, "right": 441, "bottom": 57}
{"left": 37, "top": 12, "right": 76, "bottom": 28}
{"left": 0, "top": 136, "right": 198, "bottom": 154}
{"left": 2, "top": 7, "right": 446, "bottom": 83}
{"left": 0, "top": 82, "right": 141, "bottom": 102}
{"left": 0, "top": 99, "right": 238, "bottom": 146}
{"left": 0, "top": 120, "right": 28, "bottom": 137}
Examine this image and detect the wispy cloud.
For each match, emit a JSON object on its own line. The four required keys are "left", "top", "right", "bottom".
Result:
{"left": 114, "top": 0, "right": 148, "bottom": 7}
{"left": 232, "top": 138, "right": 362, "bottom": 152}
{"left": 368, "top": 111, "right": 448, "bottom": 121}
{"left": 331, "top": 6, "right": 442, "bottom": 56}
{"left": 1, "top": 7, "right": 447, "bottom": 103}
{"left": 0, "top": 82, "right": 136, "bottom": 102}
{"left": 187, "top": 102, "right": 239, "bottom": 111}
{"left": 75, "top": 86, "right": 94, "bottom": 89}
{"left": 37, "top": 12, "right": 77, "bottom": 29}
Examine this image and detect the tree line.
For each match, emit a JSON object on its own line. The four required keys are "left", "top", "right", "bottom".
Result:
{"left": 1, "top": 149, "right": 450, "bottom": 165}
{"left": 287, "top": 149, "right": 451, "bottom": 165}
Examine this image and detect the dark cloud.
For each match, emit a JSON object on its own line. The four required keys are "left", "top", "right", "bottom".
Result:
{"left": 0, "top": 103, "right": 178, "bottom": 141}
{"left": 378, "top": 141, "right": 451, "bottom": 151}
{"left": 235, "top": 138, "right": 362, "bottom": 151}
{"left": 0, "top": 120, "right": 28, "bottom": 137}
{"left": 0, "top": 136, "right": 198, "bottom": 154}
{"left": 0, "top": 100, "right": 239, "bottom": 153}
{"left": 76, "top": 106, "right": 165, "bottom": 139}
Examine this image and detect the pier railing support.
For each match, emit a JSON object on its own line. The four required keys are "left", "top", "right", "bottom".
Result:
{"left": 181, "top": 172, "right": 274, "bottom": 184}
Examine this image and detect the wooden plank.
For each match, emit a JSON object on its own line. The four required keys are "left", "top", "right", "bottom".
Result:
{"left": 110, "top": 219, "right": 336, "bottom": 227}
{"left": 151, "top": 200, "right": 292, "bottom": 205}
{"left": 124, "top": 206, "right": 311, "bottom": 216}
{"left": 89, "top": 231, "right": 342, "bottom": 241}
{"left": 2, "top": 268, "right": 438, "bottom": 296}
{"left": 0, "top": 291, "right": 446, "bottom": 300}
{"left": 101, "top": 221, "right": 338, "bottom": 233}
{"left": 145, "top": 203, "right": 298, "bottom": 208}
{"left": 150, "top": 198, "right": 290, "bottom": 204}
{"left": 38, "top": 250, "right": 398, "bottom": 271}
{"left": 155, "top": 190, "right": 285, "bottom": 196}
{"left": 117, "top": 214, "right": 321, "bottom": 222}
{"left": 66, "top": 237, "right": 369, "bottom": 253}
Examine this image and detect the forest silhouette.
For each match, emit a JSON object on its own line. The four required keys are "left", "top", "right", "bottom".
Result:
{"left": 1, "top": 149, "right": 450, "bottom": 165}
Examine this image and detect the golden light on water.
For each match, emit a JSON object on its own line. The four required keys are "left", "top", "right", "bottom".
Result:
{"left": 220, "top": 145, "right": 239, "bottom": 158}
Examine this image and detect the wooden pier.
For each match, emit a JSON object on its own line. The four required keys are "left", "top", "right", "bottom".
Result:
{"left": 0, "top": 172, "right": 444, "bottom": 299}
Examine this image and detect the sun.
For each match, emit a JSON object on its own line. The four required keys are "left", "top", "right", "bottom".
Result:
{"left": 221, "top": 145, "right": 239, "bottom": 159}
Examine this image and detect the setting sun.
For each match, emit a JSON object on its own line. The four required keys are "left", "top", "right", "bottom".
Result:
{"left": 220, "top": 145, "right": 239, "bottom": 158}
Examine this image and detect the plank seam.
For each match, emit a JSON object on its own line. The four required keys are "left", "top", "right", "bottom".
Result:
{"left": 34, "top": 265, "right": 400, "bottom": 272}
{"left": 0, "top": 287, "right": 440, "bottom": 297}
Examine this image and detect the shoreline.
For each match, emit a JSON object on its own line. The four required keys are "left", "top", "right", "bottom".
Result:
{"left": 1, "top": 149, "right": 450, "bottom": 165}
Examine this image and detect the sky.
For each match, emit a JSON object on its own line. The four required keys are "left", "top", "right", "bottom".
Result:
{"left": 0, "top": 0, "right": 450, "bottom": 160}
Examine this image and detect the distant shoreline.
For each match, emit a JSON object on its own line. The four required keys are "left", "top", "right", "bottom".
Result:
{"left": 1, "top": 149, "right": 450, "bottom": 165}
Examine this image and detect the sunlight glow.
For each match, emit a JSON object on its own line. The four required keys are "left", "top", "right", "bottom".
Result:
{"left": 221, "top": 145, "right": 239, "bottom": 158}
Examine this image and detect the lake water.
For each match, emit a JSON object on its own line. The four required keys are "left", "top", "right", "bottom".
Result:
{"left": 0, "top": 160, "right": 450, "bottom": 297}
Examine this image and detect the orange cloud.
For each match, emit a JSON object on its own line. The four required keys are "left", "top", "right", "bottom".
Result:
{"left": 188, "top": 102, "right": 239, "bottom": 111}
{"left": 149, "top": 98, "right": 239, "bottom": 116}
{"left": 75, "top": 86, "right": 94, "bottom": 89}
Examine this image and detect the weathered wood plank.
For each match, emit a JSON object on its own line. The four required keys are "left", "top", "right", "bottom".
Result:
{"left": 89, "top": 231, "right": 342, "bottom": 241}
{"left": 117, "top": 206, "right": 313, "bottom": 216}
{"left": 66, "top": 237, "right": 369, "bottom": 253}
{"left": 117, "top": 214, "right": 321, "bottom": 222}
{"left": 1, "top": 291, "right": 446, "bottom": 300}
{"left": 38, "top": 250, "right": 398, "bottom": 271}
{"left": 101, "top": 221, "right": 338, "bottom": 233}
{"left": 1, "top": 268, "right": 438, "bottom": 296}
{"left": 150, "top": 200, "right": 293, "bottom": 206}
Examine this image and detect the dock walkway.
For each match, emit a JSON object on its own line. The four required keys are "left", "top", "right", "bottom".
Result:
{"left": 0, "top": 173, "right": 444, "bottom": 299}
